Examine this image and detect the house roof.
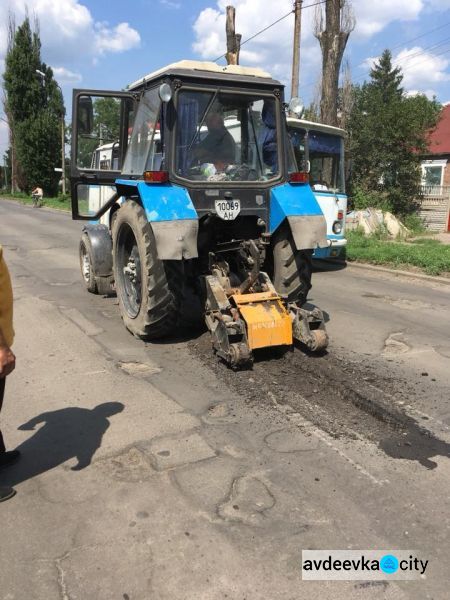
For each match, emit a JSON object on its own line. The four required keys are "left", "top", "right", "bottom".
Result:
{"left": 427, "top": 104, "right": 450, "bottom": 155}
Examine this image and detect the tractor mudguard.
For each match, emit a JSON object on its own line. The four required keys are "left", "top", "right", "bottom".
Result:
{"left": 115, "top": 179, "right": 198, "bottom": 260}
{"left": 270, "top": 183, "right": 328, "bottom": 251}
{"left": 81, "top": 224, "right": 113, "bottom": 277}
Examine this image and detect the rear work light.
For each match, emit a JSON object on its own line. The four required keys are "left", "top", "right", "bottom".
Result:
{"left": 143, "top": 170, "right": 169, "bottom": 183}
{"left": 290, "top": 171, "right": 309, "bottom": 184}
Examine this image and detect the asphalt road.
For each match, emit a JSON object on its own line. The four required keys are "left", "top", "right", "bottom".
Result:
{"left": 1, "top": 200, "right": 449, "bottom": 599}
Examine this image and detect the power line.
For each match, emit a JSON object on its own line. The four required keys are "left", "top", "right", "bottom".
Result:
{"left": 352, "top": 40, "right": 450, "bottom": 87}
{"left": 388, "top": 21, "right": 450, "bottom": 53}
{"left": 349, "top": 36, "right": 450, "bottom": 88}
{"left": 299, "top": 22, "right": 450, "bottom": 93}
{"left": 213, "top": 0, "right": 327, "bottom": 63}
{"left": 400, "top": 44, "right": 450, "bottom": 77}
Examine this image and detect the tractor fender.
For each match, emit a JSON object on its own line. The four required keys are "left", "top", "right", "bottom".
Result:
{"left": 115, "top": 179, "right": 198, "bottom": 260}
{"left": 81, "top": 223, "right": 113, "bottom": 277}
{"left": 269, "top": 183, "right": 328, "bottom": 251}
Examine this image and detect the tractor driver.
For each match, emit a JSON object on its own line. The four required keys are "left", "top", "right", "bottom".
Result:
{"left": 194, "top": 112, "right": 236, "bottom": 171}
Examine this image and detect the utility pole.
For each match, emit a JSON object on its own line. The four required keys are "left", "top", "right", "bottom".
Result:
{"left": 290, "top": 0, "right": 303, "bottom": 99}
{"left": 60, "top": 104, "right": 66, "bottom": 196}
{"left": 225, "top": 5, "right": 241, "bottom": 65}
{"left": 1, "top": 115, "right": 14, "bottom": 193}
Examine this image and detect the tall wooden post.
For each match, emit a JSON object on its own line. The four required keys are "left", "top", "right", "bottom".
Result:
{"left": 290, "top": 0, "right": 303, "bottom": 99}
{"left": 226, "top": 5, "right": 241, "bottom": 65}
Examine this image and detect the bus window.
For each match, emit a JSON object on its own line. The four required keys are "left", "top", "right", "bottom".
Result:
{"left": 289, "top": 128, "right": 307, "bottom": 172}
{"left": 308, "top": 131, "right": 343, "bottom": 193}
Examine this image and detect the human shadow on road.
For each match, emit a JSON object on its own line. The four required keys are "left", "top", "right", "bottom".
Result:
{"left": 0, "top": 402, "right": 124, "bottom": 488}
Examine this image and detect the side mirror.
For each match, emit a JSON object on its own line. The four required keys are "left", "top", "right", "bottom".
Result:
{"left": 299, "top": 159, "right": 310, "bottom": 173}
{"left": 77, "top": 96, "right": 94, "bottom": 135}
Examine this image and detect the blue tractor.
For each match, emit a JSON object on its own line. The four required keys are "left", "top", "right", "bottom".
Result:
{"left": 70, "top": 60, "right": 329, "bottom": 367}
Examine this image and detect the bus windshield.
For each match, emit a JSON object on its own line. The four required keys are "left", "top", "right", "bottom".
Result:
{"left": 289, "top": 124, "right": 345, "bottom": 193}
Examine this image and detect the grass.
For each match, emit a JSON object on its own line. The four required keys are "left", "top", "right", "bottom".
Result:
{"left": 0, "top": 191, "right": 71, "bottom": 212}
{"left": 346, "top": 229, "right": 450, "bottom": 276}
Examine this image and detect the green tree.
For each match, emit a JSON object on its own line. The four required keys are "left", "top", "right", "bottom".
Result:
{"left": 348, "top": 49, "right": 440, "bottom": 216}
{"left": 93, "top": 97, "right": 121, "bottom": 142}
{"left": 75, "top": 97, "right": 121, "bottom": 169}
{"left": 3, "top": 16, "right": 64, "bottom": 195}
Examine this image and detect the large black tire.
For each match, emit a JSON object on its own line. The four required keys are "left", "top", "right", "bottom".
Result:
{"left": 79, "top": 233, "right": 98, "bottom": 294}
{"left": 112, "top": 200, "right": 183, "bottom": 339}
{"left": 79, "top": 232, "right": 114, "bottom": 296}
{"left": 271, "top": 223, "right": 313, "bottom": 306}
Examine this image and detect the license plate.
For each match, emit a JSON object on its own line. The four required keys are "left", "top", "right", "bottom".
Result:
{"left": 215, "top": 199, "right": 240, "bottom": 220}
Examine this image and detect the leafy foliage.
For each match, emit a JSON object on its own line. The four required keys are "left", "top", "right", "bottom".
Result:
{"left": 76, "top": 97, "right": 121, "bottom": 169}
{"left": 93, "top": 97, "right": 121, "bottom": 141}
{"left": 347, "top": 50, "right": 441, "bottom": 216}
{"left": 3, "top": 16, "right": 64, "bottom": 195}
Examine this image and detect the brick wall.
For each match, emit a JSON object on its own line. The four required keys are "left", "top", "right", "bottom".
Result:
{"left": 443, "top": 163, "right": 450, "bottom": 186}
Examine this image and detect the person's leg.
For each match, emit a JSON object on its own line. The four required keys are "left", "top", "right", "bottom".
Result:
{"left": 0, "top": 378, "right": 5, "bottom": 453}
{"left": 0, "top": 378, "right": 19, "bottom": 468}
{"left": 0, "top": 377, "right": 15, "bottom": 501}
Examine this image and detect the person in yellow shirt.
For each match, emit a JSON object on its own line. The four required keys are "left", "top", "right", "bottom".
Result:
{"left": 0, "top": 245, "right": 18, "bottom": 502}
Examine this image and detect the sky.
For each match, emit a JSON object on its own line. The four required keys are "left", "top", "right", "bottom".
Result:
{"left": 1, "top": 0, "right": 450, "bottom": 163}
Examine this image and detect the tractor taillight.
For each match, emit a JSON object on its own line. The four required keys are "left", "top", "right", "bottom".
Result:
{"left": 290, "top": 171, "right": 309, "bottom": 184}
{"left": 337, "top": 210, "right": 344, "bottom": 220}
{"left": 143, "top": 171, "right": 169, "bottom": 183}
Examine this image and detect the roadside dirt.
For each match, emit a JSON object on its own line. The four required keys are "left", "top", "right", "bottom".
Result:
{"left": 189, "top": 334, "right": 450, "bottom": 470}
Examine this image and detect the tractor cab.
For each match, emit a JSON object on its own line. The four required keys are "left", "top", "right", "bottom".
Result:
{"left": 70, "top": 61, "right": 329, "bottom": 366}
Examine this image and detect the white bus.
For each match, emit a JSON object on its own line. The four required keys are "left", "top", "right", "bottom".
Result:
{"left": 287, "top": 117, "right": 347, "bottom": 259}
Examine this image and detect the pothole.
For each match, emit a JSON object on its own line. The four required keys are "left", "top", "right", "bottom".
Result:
{"left": 383, "top": 333, "right": 410, "bottom": 355}
{"left": 118, "top": 361, "right": 161, "bottom": 377}
{"left": 218, "top": 476, "right": 275, "bottom": 526}
{"left": 99, "top": 446, "right": 155, "bottom": 482}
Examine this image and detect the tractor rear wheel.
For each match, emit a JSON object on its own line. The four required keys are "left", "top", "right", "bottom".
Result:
{"left": 271, "top": 222, "right": 313, "bottom": 306}
{"left": 79, "top": 232, "right": 98, "bottom": 294}
{"left": 112, "top": 200, "right": 183, "bottom": 339}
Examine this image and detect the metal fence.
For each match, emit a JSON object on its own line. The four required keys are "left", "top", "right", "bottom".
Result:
{"left": 417, "top": 186, "right": 450, "bottom": 232}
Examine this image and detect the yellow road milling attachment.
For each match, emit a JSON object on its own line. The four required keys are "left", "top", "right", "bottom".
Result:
{"left": 204, "top": 240, "right": 328, "bottom": 368}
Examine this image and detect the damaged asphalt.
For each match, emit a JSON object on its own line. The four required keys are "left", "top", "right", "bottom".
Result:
{"left": 1, "top": 201, "right": 450, "bottom": 599}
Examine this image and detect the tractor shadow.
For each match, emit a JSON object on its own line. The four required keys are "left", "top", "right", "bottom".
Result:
{"left": 312, "top": 258, "right": 347, "bottom": 273}
{"left": 146, "top": 322, "right": 207, "bottom": 346}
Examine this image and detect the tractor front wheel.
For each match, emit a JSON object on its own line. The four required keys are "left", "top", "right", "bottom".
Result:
{"left": 271, "top": 222, "right": 313, "bottom": 306}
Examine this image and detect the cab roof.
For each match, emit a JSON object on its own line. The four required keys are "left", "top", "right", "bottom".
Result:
{"left": 127, "top": 60, "right": 280, "bottom": 91}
